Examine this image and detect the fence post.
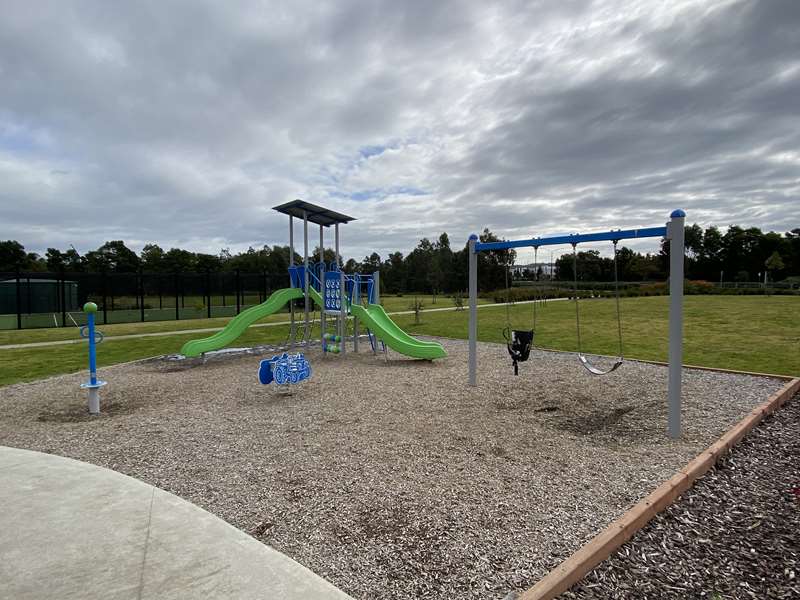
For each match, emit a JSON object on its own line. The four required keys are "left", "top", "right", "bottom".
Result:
{"left": 206, "top": 270, "right": 212, "bottom": 319}
{"left": 60, "top": 270, "right": 67, "bottom": 327}
{"left": 221, "top": 271, "right": 226, "bottom": 307}
{"left": 15, "top": 266, "right": 22, "bottom": 329}
{"left": 101, "top": 270, "right": 108, "bottom": 325}
{"left": 174, "top": 273, "right": 180, "bottom": 320}
{"left": 236, "top": 269, "right": 241, "bottom": 314}
{"left": 139, "top": 269, "right": 145, "bottom": 322}
{"left": 26, "top": 274, "right": 32, "bottom": 315}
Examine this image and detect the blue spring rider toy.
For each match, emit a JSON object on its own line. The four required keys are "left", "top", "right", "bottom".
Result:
{"left": 259, "top": 352, "right": 312, "bottom": 386}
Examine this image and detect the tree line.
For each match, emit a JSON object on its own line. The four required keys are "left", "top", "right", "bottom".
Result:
{"left": 552, "top": 225, "right": 799, "bottom": 284}
{"left": 1, "top": 223, "right": 798, "bottom": 293}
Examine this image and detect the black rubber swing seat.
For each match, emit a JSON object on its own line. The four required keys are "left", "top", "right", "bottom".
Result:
{"left": 504, "top": 328, "right": 534, "bottom": 376}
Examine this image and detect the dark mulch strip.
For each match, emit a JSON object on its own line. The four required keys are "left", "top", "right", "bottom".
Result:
{"left": 563, "top": 393, "right": 800, "bottom": 599}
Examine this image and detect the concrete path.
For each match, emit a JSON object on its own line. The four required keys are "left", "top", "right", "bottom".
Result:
{"left": 0, "top": 446, "right": 353, "bottom": 600}
{"left": 0, "top": 298, "right": 563, "bottom": 351}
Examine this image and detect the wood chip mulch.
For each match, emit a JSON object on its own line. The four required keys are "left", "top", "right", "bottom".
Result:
{"left": 562, "top": 393, "right": 800, "bottom": 600}
{"left": 0, "top": 339, "right": 787, "bottom": 599}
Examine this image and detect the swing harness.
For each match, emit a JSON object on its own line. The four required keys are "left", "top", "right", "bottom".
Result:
{"left": 502, "top": 247, "right": 540, "bottom": 375}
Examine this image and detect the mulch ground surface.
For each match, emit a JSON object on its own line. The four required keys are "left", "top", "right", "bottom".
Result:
{"left": 563, "top": 393, "right": 800, "bottom": 600}
{"left": 0, "top": 339, "right": 786, "bottom": 599}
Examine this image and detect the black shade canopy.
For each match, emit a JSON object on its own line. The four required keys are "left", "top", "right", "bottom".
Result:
{"left": 272, "top": 199, "right": 355, "bottom": 227}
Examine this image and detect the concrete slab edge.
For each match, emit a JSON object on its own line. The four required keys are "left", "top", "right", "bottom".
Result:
{"left": 518, "top": 376, "right": 800, "bottom": 600}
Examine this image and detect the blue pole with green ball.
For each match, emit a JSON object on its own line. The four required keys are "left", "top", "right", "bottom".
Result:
{"left": 80, "top": 302, "right": 107, "bottom": 414}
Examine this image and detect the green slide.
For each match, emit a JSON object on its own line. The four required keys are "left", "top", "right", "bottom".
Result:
{"left": 306, "top": 286, "right": 444, "bottom": 359}
{"left": 180, "top": 287, "right": 303, "bottom": 357}
{"left": 181, "top": 285, "right": 445, "bottom": 360}
{"left": 350, "top": 303, "right": 447, "bottom": 359}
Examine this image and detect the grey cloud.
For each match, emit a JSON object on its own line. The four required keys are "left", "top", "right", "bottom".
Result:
{"left": 0, "top": 0, "right": 798, "bottom": 266}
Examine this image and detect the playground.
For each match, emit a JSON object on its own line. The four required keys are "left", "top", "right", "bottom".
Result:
{"left": 2, "top": 201, "right": 799, "bottom": 599}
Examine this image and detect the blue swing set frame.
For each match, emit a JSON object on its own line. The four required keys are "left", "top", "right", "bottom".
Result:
{"left": 467, "top": 210, "right": 686, "bottom": 438}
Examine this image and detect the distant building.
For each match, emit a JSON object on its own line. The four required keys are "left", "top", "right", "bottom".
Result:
{"left": 510, "top": 263, "right": 555, "bottom": 278}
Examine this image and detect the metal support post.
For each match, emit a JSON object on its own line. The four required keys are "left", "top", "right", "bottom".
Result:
{"left": 336, "top": 223, "right": 345, "bottom": 355}
{"left": 353, "top": 275, "right": 359, "bottom": 352}
{"left": 667, "top": 209, "right": 685, "bottom": 438}
{"left": 373, "top": 270, "right": 380, "bottom": 304}
{"left": 289, "top": 215, "right": 296, "bottom": 347}
{"left": 320, "top": 224, "right": 326, "bottom": 351}
{"left": 468, "top": 234, "right": 478, "bottom": 386}
{"left": 303, "top": 211, "right": 309, "bottom": 346}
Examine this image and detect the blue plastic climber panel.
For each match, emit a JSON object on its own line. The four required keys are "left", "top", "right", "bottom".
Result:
{"left": 324, "top": 271, "right": 343, "bottom": 313}
{"left": 258, "top": 353, "right": 312, "bottom": 385}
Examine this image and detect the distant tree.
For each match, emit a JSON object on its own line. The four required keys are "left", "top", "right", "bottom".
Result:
{"left": 195, "top": 253, "right": 222, "bottom": 272}
{"left": 311, "top": 246, "right": 336, "bottom": 265}
{"left": 88, "top": 241, "right": 140, "bottom": 272}
{"left": 405, "top": 238, "right": 435, "bottom": 292}
{"left": 162, "top": 248, "right": 197, "bottom": 272}
{"left": 84, "top": 249, "right": 111, "bottom": 272}
{"left": 45, "top": 248, "right": 66, "bottom": 271}
{"left": 357, "top": 252, "right": 380, "bottom": 276}
{"left": 430, "top": 233, "right": 454, "bottom": 296}
{"left": 684, "top": 223, "right": 704, "bottom": 259}
{"left": 63, "top": 247, "right": 84, "bottom": 271}
{"left": 765, "top": 251, "right": 785, "bottom": 280}
{"left": 382, "top": 251, "right": 406, "bottom": 293}
{"left": 140, "top": 244, "right": 165, "bottom": 271}
{"left": 20, "top": 252, "right": 45, "bottom": 271}
{"left": 0, "top": 240, "right": 27, "bottom": 270}
{"left": 343, "top": 258, "right": 359, "bottom": 273}
{"left": 477, "top": 228, "right": 516, "bottom": 292}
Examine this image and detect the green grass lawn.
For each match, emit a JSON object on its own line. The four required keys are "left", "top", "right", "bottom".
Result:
{"left": 392, "top": 295, "right": 800, "bottom": 377}
{"left": 0, "top": 295, "right": 797, "bottom": 386}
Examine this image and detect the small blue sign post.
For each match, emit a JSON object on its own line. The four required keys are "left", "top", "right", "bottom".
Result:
{"left": 79, "top": 302, "right": 107, "bottom": 414}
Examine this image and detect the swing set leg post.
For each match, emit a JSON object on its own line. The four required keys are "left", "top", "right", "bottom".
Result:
{"left": 468, "top": 235, "right": 478, "bottom": 386}
{"left": 667, "top": 210, "right": 685, "bottom": 439}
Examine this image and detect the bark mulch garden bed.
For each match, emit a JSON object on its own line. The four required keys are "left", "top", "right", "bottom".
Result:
{"left": 561, "top": 393, "right": 799, "bottom": 600}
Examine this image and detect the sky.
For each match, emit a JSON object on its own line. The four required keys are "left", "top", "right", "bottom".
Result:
{"left": 1, "top": 0, "right": 798, "bottom": 265}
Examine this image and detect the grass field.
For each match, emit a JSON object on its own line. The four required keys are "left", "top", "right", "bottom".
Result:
{"left": 0, "top": 295, "right": 797, "bottom": 387}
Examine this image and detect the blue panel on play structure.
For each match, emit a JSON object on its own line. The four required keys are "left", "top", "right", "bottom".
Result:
{"left": 324, "top": 271, "right": 343, "bottom": 312}
{"left": 259, "top": 352, "right": 312, "bottom": 385}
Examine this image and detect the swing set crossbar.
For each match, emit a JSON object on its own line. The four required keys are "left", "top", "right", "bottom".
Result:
{"left": 474, "top": 226, "right": 667, "bottom": 252}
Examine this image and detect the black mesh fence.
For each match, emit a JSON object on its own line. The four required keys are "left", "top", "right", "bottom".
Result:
{"left": 0, "top": 270, "right": 290, "bottom": 329}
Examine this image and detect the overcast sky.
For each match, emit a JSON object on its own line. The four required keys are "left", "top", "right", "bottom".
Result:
{"left": 1, "top": 0, "right": 798, "bottom": 264}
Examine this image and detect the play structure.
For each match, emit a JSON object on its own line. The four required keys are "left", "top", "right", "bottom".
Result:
{"left": 179, "top": 200, "right": 446, "bottom": 361}
{"left": 79, "top": 301, "right": 106, "bottom": 414}
{"left": 468, "top": 209, "right": 686, "bottom": 438}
